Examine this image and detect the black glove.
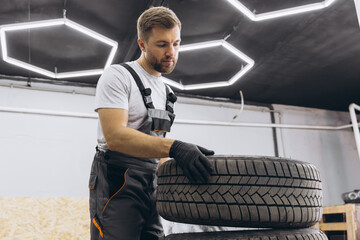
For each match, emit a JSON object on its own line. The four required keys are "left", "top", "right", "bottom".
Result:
{"left": 169, "top": 140, "right": 215, "bottom": 183}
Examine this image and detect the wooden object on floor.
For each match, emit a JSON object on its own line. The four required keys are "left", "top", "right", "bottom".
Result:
{"left": 0, "top": 197, "right": 90, "bottom": 240}
{"left": 318, "top": 204, "right": 360, "bottom": 240}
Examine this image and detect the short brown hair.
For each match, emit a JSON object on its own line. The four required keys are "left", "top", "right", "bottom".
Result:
{"left": 137, "top": 6, "right": 181, "bottom": 42}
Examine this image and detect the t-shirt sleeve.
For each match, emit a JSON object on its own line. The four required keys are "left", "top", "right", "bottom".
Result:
{"left": 94, "top": 65, "right": 131, "bottom": 112}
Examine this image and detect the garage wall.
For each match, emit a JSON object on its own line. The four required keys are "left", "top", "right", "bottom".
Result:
{"left": 272, "top": 104, "right": 360, "bottom": 206}
{"left": 0, "top": 80, "right": 97, "bottom": 198}
{"left": 0, "top": 79, "right": 359, "bottom": 206}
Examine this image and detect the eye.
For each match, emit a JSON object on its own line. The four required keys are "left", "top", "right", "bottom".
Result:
{"left": 157, "top": 44, "right": 166, "bottom": 48}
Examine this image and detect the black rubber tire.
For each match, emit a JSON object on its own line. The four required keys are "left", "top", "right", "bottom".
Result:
{"left": 164, "top": 228, "right": 327, "bottom": 240}
{"left": 156, "top": 156, "right": 323, "bottom": 228}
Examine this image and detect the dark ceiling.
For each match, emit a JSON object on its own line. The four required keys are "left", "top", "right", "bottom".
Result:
{"left": 1, "top": 0, "right": 360, "bottom": 111}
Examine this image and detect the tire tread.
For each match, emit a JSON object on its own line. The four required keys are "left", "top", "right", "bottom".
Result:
{"left": 157, "top": 156, "right": 323, "bottom": 228}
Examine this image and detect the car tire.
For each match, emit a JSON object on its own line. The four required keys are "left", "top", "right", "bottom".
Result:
{"left": 164, "top": 228, "right": 327, "bottom": 240}
{"left": 157, "top": 156, "right": 322, "bottom": 228}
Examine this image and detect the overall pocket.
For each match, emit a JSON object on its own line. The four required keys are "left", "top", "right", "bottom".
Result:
{"left": 102, "top": 164, "right": 129, "bottom": 213}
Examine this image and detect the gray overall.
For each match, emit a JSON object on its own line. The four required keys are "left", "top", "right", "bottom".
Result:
{"left": 89, "top": 63, "right": 176, "bottom": 240}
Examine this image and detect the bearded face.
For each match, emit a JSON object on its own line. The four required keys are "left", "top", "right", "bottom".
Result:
{"left": 140, "top": 26, "right": 181, "bottom": 75}
{"left": 145, "top": 48, "right": 178, "bottom": 74}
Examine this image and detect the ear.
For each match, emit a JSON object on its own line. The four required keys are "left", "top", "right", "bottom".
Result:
{"left": 137, "top": 38, "right": 146, "bottom": 52}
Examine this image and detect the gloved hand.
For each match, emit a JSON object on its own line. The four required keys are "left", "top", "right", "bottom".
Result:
{"left": 169, "top": 140, "right": 215, "bottom": 183}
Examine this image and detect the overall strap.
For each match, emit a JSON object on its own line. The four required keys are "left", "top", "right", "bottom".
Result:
{"left": 165, "top": 85, "right": 177, "bottom": 114}
{"left": 120, "top": 63, "right": 155, "bottom": 109}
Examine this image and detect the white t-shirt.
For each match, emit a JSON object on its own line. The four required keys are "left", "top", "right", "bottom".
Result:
{"left": 94, "top": 61, "right": 169, "bottom": 151}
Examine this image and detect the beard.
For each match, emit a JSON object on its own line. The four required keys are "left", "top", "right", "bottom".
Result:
{"left": 146, "top": 53, "right": 178, "bottom": 74}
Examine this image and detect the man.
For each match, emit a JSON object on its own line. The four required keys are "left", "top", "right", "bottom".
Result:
{"left": 89, "top": 6, "right": 214, "bottom": 240}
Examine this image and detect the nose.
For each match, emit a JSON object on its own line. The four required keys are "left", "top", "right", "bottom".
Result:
{"left": 166, "top": 45, "right": 176, "bottom": 57}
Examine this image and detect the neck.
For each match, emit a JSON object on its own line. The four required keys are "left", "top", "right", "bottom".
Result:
{"left": 137, "top": 56, "right": 161, "bottom": 77}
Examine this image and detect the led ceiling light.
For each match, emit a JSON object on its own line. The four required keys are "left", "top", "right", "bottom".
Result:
{"left": 226, "top": 0, "right": 336, "bottom": 21}
{"left": 163, "top": 40, "right": 254, "bottom": 90}
{"left": 354, "top": 0, "right": 360, "bottom": 27}
{"left": 0, "top": 18, "right": 118, "bottom": 78}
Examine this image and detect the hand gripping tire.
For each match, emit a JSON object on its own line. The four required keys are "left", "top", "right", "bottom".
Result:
{"left": 156, "top": 156, "right": 323, "bottom": 228}
{"left": 164, "top": 228, "right": 327, "bottom": 240}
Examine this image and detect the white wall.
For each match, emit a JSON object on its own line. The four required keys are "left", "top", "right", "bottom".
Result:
{"left": 168, "top": 98, "right": 276, "bottom": 156}
{"left": 0, "top": 80, "right": 97, "bottom": 197}
{"left": 0, "top": 79, "right": 359, "bottom": 206}
{"left": 272, "top": 105, "right": 360, "bottom": 205}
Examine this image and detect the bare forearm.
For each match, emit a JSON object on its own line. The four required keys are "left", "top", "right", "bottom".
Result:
{"left": 106, "top": 127, "right": 174, "bottom": 158}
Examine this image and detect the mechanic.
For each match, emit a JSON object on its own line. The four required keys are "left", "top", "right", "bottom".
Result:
{"left": 89, "top": 6, "right": 214, "bottom": 240}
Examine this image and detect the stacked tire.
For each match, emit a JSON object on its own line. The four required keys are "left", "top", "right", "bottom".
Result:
{"left": 156, "top": 156, "right": 328, "bottom": 239}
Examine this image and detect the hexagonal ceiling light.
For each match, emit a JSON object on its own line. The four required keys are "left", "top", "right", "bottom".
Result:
{"left": 354, "top": 0, "right": 360, "bottom": 27}
{"left": 163, "top": 40, "right": 255, "bottom": 90}
{"left": 226, "top": 0, "right": 336, "bottom": 21}
{"left": 0, "top": 18, "right": 118, "bottom": 78}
